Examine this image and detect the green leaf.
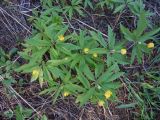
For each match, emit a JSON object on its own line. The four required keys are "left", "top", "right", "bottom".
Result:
{"left": 26, "top": 38, "right": 51, "bottom": 47}
{"left": 15, "top": 111, "right": 24, "bottom": 120}
{"left": 107, "top": 72, "right": 124, "bottom": 82}
{"left": 139, "top": 28, "right": 160, "bottom": 42}
{"left": 76, "top": 67, "right": 90, "bottom": 89}
{"left": 4, "top": 109, "right": 13, "bottom": 119}
{"left": 63, "top": 71, "right": 71, "bottom": 83}
{"left": 50, "top": 48, "right": 59, "bottom": 59}
{"left": 89, "top": 48, "right": 107, "bottom": 54}
{"left": 136, "top": 45, "right": 143, "bottom": 63}
{"left": 64, "top": 83, "right": 85, "bottom": 93}
{"left": 76, "top": 88, "right": 95, "bottom": 106}
{"left": 84, "top": 0, "right": 93, "bottom": 9}
{"left": 135, "top": 12, "right": 148, "bottom": 37}
{"left": 108, "top": 26, "right": 116, "bottom": 49}
{"left": 113, "top": 4, "right": 125, "bottom": 13}
{"left": 48, "top": 67, "right": 64, "bottom": 79}
{"left": 116, "top": 103, "right": 137, "bottom": 108}
{"left": 131, "top": 46, "right": 137, "bottom": 64}
{"left": 15, "top": 62, "right": 38, "bottom": 73}
{"left": 52, "top": 86, "right": 62, "bottom": 104}
{"left": 70, "top": 55, "right": 81, "bottom": 68}
{"left": 98, "top": 64, "right": 120, "bottom": 83}
{"left": 68, "top": 8, "right": 73, "bottom": 19}
{"left": 59, "top": 43, "right": 81, "bottom": 51}
{"left": 130, "top": 85, "right": 143, "bottom": 103}
{"left": 2, "top": 79, "right": 15, "bottom": 87}
{"left": 83, "top": 64, "right": 94, "bottom": 81}
{"left": 95, "top": 64, "right": 104, "bottom": 79}
{"left": 90, "top": 31, "right": 107, "bottom": 48}
{"left": 39, "top": 87, "right": 57, "bottom": 95}
{"left": 39, "top": 68, "right": 44, "bottom": 88}
{"left": 120, "top": 24, "right": 135, "bottom": 41}
{"left": 43, "top": 65, "right": 56, "bottom": 86}
{"left": 47, "top": 57, "right": 71, "bottom": 66}
{"left": 102, "top": 82, "right": 121, "bottom": 89}
{"left": 41, "top": 115, "right": 48, "bottom": 120}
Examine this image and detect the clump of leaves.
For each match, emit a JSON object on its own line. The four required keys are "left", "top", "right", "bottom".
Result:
{"left": 16, "top": 0, "right": 159, "bottom": 110}
{"left": 0, "top": 48, "right": 19, "bottom": 86}
{"left": 16, "top": 8, "right": 125, "bottom": 107}
{"left": 120, "top": 12, "right": 160, "bottom": 64}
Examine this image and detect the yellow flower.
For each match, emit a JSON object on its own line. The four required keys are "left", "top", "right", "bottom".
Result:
{"left": 63, "top": 91, "right": 69, "bottom": 97}
{"left": 98, "top": 100, "right": 105, "bottom": 107}
{"left": 83, "top": 48, "right": 89, "bottom": 54}
{"left": 93, "top": 53, "right": 98, "bottom": 58}
{"left": 120, "top": 49, "right": 127, "bottom": 55}
{"left": 58, "top": 35, "right": 65, "bottom": 41}
{"left": 104, "top": 90, "right": 112, "bottom": 99}
{"left": 147, "top": 42, "right": 154, "bottom": 48}
{"left": 32, "top": 69, "right": 40, "bottom": 78}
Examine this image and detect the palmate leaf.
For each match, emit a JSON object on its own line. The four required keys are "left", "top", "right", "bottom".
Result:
{"left": 120, "top": 24, "right": 135, "bottom": 41}
{"left": 63, "top": 71, "right": 71, "bottom": 83}
{"left": 84, "top": 0, "right": 93, "bottom": 9}
{"left": 98, "top": 64, "right": 122, "bottom": 83}
{"left": 135, "top": 12, "right": 148, "bottom": 37}
{"left": 15, "top": 62, "right": 38, "bottom": 73}
{"left": 71, "top": 0, "right": 82, "bottom": 5}
{"left": 136, "top": 45, "right": 143, "bottom": 63}
{"left": 78, "top": 30, "right": 85, "bottom": 47}
{"left": 39, "top": 87, "right": 57, "bottom": 95}
{"left": 108, "top": 26, "right": 116, "bottom": 49}
{"left": 90, "top": 31, "right": 107, "bottom": 48}
{"left": 76, "top": 88, "right": 95, "bottom": 106}
{"left": 83, "top": 64, "right": 94, "bottom": 81}
{"left": 130, "top": 45, "right": 144, "bottom": 64}
{"left": 76, "top": 67, "right": 90, "bottom": 89}
{"left": 98, "top": 69, "right": 113, "bottom": 83}
{"left": 26, "top": 36, "right": 51, "bottom": 47}
{"left": 42, "top": 65, "right": 57, "bottom": 86}
{"left": 44, "top": 24, "right": 57, "bottom": 40}
{"left": 106, "top": 72, "right": 124, "bottom": 83}
{"left": 85, "top": 56, "right": 96, "bottom": 66}
{"left": 131, "top": 46, "right": 137, "bottom": 64}
{"left": 50, "top": 48, "right": 59, "bottom": 59}
{"left": 63, "top": 83, "right": 85, "bottom": 93}
{"left": 95, "top": 64, "right": 104, "bottom": 79}
{"left": 113, "top": 4, "right": 125, "bottom": 13}
{"left": 47, "top": 57, "right": 72, "bottom": 66}
{"left": 70, "top": 54, "right": 81, "bottom": 68}
{"left": 75, "top": 6, "right": 84, "bottom": 17}
{"left": 30, "top": 47, "right": 49, "bottom": 63}
{"left": 57, "top": 46, "right": 72, "bottom": 56}
{"left": 52, "top": 86, "right": 63, "bottom": 104}
{"left": 139, "top": 27, "right": 160, "bottom": 42}
{"left": 89, "top": 48, "right": 107, "bottom": 54}
{"left": 58, "top": 43, "right": 81, "bottom": 51}
{"left": 41, "top": 7, "right": 62, "bottom": 16}
{"left": 106, "top": 53, "right": 113, "bottom": 67}
{"left": 56, "top": 25, "right": 68, "bottom": 36}
{"left": 101, "top": 82, "right": 121, "bottom": 89}
{"left": 112, "top": 53, "right": 129, "bottom": 65}
{"left": 48, "top": 67, "right": 64, "bottom": 79}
